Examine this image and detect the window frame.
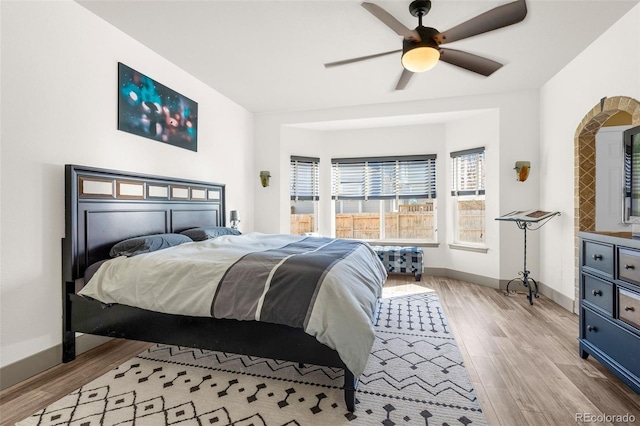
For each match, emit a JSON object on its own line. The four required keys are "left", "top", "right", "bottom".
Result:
{"left": 450, "top": 148, "right": 486, "bottom": 246}
{"left": 331, "top": 155, "right": 437, "bottom": 243}
{"left": 290, "top": 156, "right": 320, "bottom": 235}
{"left": 331, "top": 154, "right": 437, "bottom": 201}
{"left": 290, "top": 156, "right": 320, "bottom": 202}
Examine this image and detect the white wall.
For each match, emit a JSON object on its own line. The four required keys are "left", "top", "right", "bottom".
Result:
{"left": 539, "top": 4, "right": 640, "bottom": 303}
{"left": 254, "top": 90, "right": 540, "bottom": 281}
{"left": 445, "top": 110, "right": 502, "bottom": 280}
{"left": 495, "top": 91, "right": 542, "bottom": 281}
{"left": 0, "top": 1, "right": 255, "bottom": 367}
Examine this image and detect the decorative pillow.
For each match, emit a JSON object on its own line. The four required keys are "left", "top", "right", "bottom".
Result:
{"left": 181, "top": 226, "right": 241, "bottom": 241}
{"left": 109, "top": 233, "right": 193, "bottom": 257}
{"left": 84, "top": 259, "right": 109, "bottom": 282}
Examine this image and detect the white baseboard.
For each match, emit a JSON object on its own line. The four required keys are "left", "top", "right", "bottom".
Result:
{"left": 424, "top": 268, "right": 575, "bottom": 312}
{"left": 0, "top": 334, "right": 112, "bottom": 391}
{"left": 536, "top": 281, "right": 576, "bottom": 312}
{"left": 424, "top": 267, "right": 501, "bottom": 289}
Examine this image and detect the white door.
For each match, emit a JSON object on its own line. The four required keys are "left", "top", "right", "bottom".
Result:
{"left": 596, "top": 125, "right": 631, "bottom": 232}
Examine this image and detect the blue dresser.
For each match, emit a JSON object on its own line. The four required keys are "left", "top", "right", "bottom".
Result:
{"left": 579, "top": 231, "right": 640, "bottom": 394}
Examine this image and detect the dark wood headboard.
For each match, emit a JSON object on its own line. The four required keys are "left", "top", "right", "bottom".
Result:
{"left": 63, "top": 165, "right": 225, "bottom": 282}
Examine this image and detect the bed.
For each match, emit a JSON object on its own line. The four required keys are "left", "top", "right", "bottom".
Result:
{"left": 62, "top": 164, "right": 386, "bottom": 412}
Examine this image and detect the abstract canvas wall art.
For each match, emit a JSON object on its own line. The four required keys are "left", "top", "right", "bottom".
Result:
{"left": 118, "top": 63, "right": 198, "bottom": 152}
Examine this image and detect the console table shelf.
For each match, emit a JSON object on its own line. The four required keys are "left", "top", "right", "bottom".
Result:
{"left": 496, "top": 210, "right": 560, "bottom": 305}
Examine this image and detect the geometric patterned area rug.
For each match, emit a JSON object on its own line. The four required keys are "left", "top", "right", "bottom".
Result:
{"left": 17, "top": 292, "right": 487, "bottom": 426}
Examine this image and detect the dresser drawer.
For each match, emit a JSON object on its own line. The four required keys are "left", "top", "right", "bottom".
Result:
{"left": 619, "top": 287, "right": 640, "bottom": 331}
{"left": 582, "top": 274, "right": 613, "bottom": 314}
{"left": 619, "top": 248, "right": 640, "bottom": 285}
{"left": 583, "top": 308, "right": 640, "bottom": 378}
{"left": 583, "top": 240, "right": 614, "bottom": 277}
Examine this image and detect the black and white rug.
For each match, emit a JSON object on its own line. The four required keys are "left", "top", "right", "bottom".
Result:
{"left": 18, "top": 292, "right": 487, "bottom": 425}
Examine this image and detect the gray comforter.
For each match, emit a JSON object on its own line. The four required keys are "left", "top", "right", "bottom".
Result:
{"left": 80, "top": 233, "right": 387, "bottom": 376}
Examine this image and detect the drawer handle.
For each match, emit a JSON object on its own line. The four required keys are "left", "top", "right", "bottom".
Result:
{"left": 592, "top": 254, "right": 603, "bottom": 261}
{"left": 625, "top": 264, "right": 636, "bottom": 270}
{"left": 624, "top": 306, "right": 635, "bottom": 312}
{"left": 591, "top": 290, "right": 602, "bottom": 296}
{"left": 587, "top": 325, "right": 597, "bottom": 332}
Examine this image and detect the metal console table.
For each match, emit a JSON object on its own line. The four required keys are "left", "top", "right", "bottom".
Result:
{"left": 496, "top": 210, "right": 561, "bottom": 305}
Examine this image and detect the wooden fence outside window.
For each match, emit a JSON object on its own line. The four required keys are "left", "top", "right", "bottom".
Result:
{"left": 456, "top": 199, "right": 485, "bottom": 243}
{"left": 291, "top": 203, "right": 436, "bottom": 240}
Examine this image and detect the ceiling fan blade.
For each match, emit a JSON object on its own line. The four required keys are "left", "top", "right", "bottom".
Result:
{"left": 395, "top": 69, "right": 414, "bottom": 90}
{"left": 439, "top": 48, "right": 503, "bottom": 76}
{"left": 361, "top": 2, "right": 420, "bottom": 41}
{"left": 324, "top": 49, "right": 402, "bottom": 68}
{"left": 434, "top": 0, "right": 527, "bottom": 44}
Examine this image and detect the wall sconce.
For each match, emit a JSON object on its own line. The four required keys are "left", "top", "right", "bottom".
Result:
{"left": 259, "top": 171, "right": 271, "bottom": 187}
{"left": 515, "top": 161, "right": 531, "bottom": 182}
{"left": 229, "top": 210, "right": 240, "bottom": 230}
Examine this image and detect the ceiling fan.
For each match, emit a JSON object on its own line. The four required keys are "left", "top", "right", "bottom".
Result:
{"left": 325, "top": 0, "right": 527, "bottom": 90}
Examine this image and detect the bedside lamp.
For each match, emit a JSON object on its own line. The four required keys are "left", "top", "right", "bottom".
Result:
{"left": 229, "top": 210, "right": 240, "bottom": 230}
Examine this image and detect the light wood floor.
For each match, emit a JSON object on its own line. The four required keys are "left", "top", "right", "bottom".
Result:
{"left": 2, "top": 275, "right": 639, "bottom": 425}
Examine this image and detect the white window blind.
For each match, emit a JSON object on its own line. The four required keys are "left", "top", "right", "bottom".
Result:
{"left": 290, "top": 156, "right": 319, "bottom": 201}
{"left": 331, "top": 155, "right": 437, "bottom": 200}
{"left": 451, "top": 148, "right": 485, "bottom": 196}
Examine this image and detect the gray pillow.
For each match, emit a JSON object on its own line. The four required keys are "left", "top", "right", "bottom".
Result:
{"left": 181, "top": 226, "right": 241, "bottom": 241}
{"left": 109, "top": 233, "right": 193, "bottom": 257}
{"left": 84, "top": 259, "right": 109, "bottom": 282}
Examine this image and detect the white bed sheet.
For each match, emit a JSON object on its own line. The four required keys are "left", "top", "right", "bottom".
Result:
{"left": 79, "top": 233, "right": 387, "bottom": 376}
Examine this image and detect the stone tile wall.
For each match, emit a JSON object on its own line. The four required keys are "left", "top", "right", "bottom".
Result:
{"left": 573, "top": 96, "right": 640, "bottom": 304}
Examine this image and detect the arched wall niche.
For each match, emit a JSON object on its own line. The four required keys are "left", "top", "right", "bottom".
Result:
{"left": 574, "top": 96, "right": 640, "bottom": 302}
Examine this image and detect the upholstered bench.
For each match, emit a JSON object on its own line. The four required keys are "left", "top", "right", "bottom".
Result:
{"left": 370, "top": 245, "right": 424, "bottom": 282}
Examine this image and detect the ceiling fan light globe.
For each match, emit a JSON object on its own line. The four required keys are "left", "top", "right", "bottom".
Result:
{"left": 401, "top": 46, "right": 440, "bottom": 72}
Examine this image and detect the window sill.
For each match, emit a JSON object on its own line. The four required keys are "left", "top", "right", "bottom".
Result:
{"left": 448, "top": 243, "right": 488, "bottom": 253}
{"left": 363, "top": 240, "right": 439, "bottom": 248}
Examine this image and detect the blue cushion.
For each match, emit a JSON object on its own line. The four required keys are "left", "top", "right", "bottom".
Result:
{"left": 109, "top": 233, "right": 193, "bottom": 257}
{"left": 181, "top": 226, "right": 241, "bottom": 241}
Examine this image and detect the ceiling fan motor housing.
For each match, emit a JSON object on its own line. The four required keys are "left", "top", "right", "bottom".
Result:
{"left": 403, "top": 26, "right": 440, "bottom": 53}
{"left": 402, "top": 26, "right": 441, "bottom": 72}
{"left": 409, "top": 0, "right": 432, "bottom": 17}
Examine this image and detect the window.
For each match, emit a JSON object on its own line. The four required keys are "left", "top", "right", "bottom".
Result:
{"left": 290, "top": 156, "right": 319, "bottom": 235}
{"left": 451, "top": 148, "right": 485, "bottom": 244}
{"left": 332, "top": 155, "right": 437, "bottom": 241}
